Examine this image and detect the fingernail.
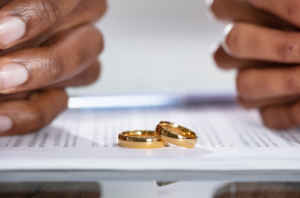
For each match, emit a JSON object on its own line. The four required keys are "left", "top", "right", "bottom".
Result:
{"left": 0, "top": 115, "right": 12, "bottom": 132}
{"left": 0, "top": 16, "right": 26, "bottom": 46}
{"left": 0, "top": 63, "right": 28, "bottom": 90}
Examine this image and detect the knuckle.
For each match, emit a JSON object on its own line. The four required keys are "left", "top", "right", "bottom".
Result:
{"left": 36, "top": 0, "right": 63, "bottom": 25}
{"left": 277, "top": 34, "right": 296, "bottom": 62}
{"left": 224, "top": 24, "right": 244, "bottom": 57}
{"left": 282, "top": 68, "right": 300, "bottom": 94}
{"left": 45, "top": 51, "right": 65, "bottom": 82}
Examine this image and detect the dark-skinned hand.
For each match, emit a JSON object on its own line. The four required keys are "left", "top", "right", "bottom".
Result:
{"left": 208, "top": 0, "right": 300, "bottom": 129}
{"left": 0, "top": 0, "right": 106, "bottom": 135}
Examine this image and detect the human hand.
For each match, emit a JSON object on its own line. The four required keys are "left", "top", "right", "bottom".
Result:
{"left": 208, "top": 0, "right": 300, "bottom": 129}
{"left": 0, "top": 0, "right": 106, "bottom": 135}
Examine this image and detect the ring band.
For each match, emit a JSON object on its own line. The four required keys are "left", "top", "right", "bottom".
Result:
{"left": 118, "top": 130, "right": 168, "bottom": 149}
{"left": 156, "top": 121, "right": 198, "bottom": 148}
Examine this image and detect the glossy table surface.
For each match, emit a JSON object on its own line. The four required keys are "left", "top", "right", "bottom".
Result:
{"left": 1, "top": 170, "right": 300, "bottom": 198}
{"left": 0, "top": 180, "right": 299, "bottom": 198}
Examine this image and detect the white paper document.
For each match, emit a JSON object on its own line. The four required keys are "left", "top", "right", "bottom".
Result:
{"left": 1, "top": 104, "right": 300, "bottom": 171}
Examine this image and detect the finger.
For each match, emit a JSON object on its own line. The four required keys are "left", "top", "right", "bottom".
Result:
{"left": 238, "top": 94, "right": 300, "bottom": 109}
{"left": 0, "top": 0, "right": 106, "bottom": 57}
{"left": 208, "top": 0, "right": 295, "bottom": 30}
{"left": 0, "top": 24, "right": 103, "bottom": 94}
{"left": 213, "top": 45, "right": 292, "bottom": 69}
{"left": 0, "top": 60, "right": 100, "bottom": 101}
{"left": 47, "top": 60, "right": 101, "bottom": 88}
{"left": 0, "top": 0, "right": 81, "bottom": 49}
{"left": 260, "top": 100, "right": 300, "bottom": 129}
{"left": 249, "top": 0, "right": 300, "bottom": 29}
{"left": 0, "top": 88, "right": 67, "bottom": 135}
{"left": 0, "top": 60, "right": 99, "bottom": 102}
{"left": 224, "top": 23, "right": 300, "bottom": 63}
{"left": 236, "top": 66, "right": 300, "bottom": 101}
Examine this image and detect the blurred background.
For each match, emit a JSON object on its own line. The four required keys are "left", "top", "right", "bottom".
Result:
{"left": 67, "top": 0, "right": 235, "bottom": 96}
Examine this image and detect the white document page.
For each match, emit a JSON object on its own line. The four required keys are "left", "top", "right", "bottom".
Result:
{"left": 1, "top": 105, "right": 300, "bottom": 171}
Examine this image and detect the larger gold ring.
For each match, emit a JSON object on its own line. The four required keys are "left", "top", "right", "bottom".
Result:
{"left": 118, "top": 130, "right": 168, "bottom": 149}
{"left": 156, "top": 121, "right": 198, "bottom": 148}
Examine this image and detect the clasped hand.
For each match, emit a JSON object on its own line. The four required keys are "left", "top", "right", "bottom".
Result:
{"left": 209, "top": 0, "right": 300, "bottom": 129}
{"left": 0, "top": 0, "right": 106, "bottom": 135}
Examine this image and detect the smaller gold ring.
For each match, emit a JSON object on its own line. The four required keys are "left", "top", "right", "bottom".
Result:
{"left": 156, "top": 121, "right": 198, "bottom": 148}
{"left": 118, "top": 130, "right": 168, "bottom": 149}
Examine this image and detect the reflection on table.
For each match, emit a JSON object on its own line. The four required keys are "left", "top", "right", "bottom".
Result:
{"left": 0, "top": 182, "right": 100, "bottom": 198}
{"left": 213, "top": 182, "right": 300, "bottom": 198}
{"left": 0, "top": 181, "right": 300, "bottom": 198}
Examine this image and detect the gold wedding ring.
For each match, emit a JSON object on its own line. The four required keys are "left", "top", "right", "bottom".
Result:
{"left": 118, "top": 130, "right": 168, "bottom": 149}
{"left": 156, "top": 121, "right": 198, "bottom": 148}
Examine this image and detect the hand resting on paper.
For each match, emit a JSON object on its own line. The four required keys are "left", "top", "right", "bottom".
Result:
{"left": 208, "top": 0, "right": 300, "bottom": 129}
{"left": 0, "top": 0, "right": 106, "bottom": 135}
